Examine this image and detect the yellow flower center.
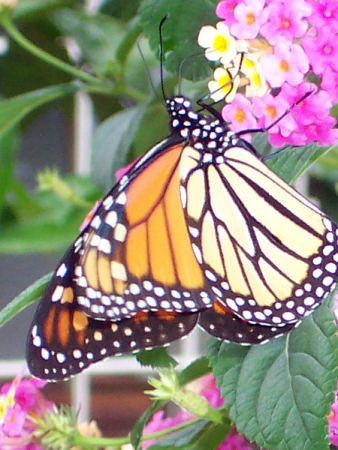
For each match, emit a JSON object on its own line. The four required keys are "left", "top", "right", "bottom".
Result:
{"left": 219, "top": 74, "right": 232, "bottom": 92}
{"left": 235, "top": 108, "right": 246, "bottom": 123}
{"left": 279, "top": 59, "right": 290, "bottom": 72}
{"left": 266, "top": 105, "right": 277, "bottom": 119}
{"left": 324, "top": 44, "right": 333, "bottom": 54}
{"left": 244, "top": 58, "right": 255, "bottom": 71}
{"left": 246, "top": 12, "right": 256, "bottom": 25}
{"left": 281, "top": 17, "right": 291, "bottom": 29}
{"left": 213, "top": 35, "right": 228, "bottom": 53}
{"left": 252, "top": 72, "right": 261, "bottom": 87}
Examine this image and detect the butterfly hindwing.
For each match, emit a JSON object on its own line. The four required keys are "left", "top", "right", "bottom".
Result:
{"left": 198, "top": 300, "right": 297, "bottom": 344}
{"left": 27, "top": 248, "right": 199, "bottom": 381}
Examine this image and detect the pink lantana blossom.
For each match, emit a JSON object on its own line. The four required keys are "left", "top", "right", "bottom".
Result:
{"left": 222, "top": 94, "right": 257, "bottom": 141}
{"left": 308, "top": 0, "right": 338, "bottom": 30}
{"left": 260, "top": 0, "right": 311, "bottom": 45}
{"left": 251, "top": 92, "right": 295, "bottom": 137}
{"left": 329, "top": 381, "right": 338, "bottom": 446}
{"left": 301, "top": 25, "right": 338, "bottom": 75}
{"left": 321, "top": 66, "right": 338, "bottom": 103}
{"left": 0, "top": 373, "right": 53, "bottom": 450}
{"left": 115, "top": 158, "right": 139, "bottom": 182}
{"left": 260, "top": 41, "right": 309, "bottom": 87}
{"left": 231, "top": 0, "right": 269, "bottom": 40}
{"left": 216, "top": 0, "right": 242, "bottom": 27}
{"left": 267, "top": 83, "right": 338, "bottom": 146}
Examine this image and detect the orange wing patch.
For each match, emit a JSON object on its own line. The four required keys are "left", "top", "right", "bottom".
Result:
{"left": 124, "top": 144, "right": 204, "bottom": 289}
{"left": 76, "top": 144, "right": 212, "bottom": 322}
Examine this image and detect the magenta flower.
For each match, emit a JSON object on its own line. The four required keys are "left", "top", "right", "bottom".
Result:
{"left": 222, "top": 94, "right": 257, "bottom": 141}
{"left": 0, "top": 373, "right": 54, "bottom": 450}
{"left": 202, "top": 0, "right": 338, "bottom": 148}
{"left": 260, "top": 0, "right": 311, "bottom": 45}
{"left": 142, "top": 374, "right": 253, "bottom": 450}
{"left": 308, "top": 0, "right": 338, "bottom": 30}
{"left": 251, "top": 92, "right": 294, "bottom": 136}
{"left": 321, "top": 66, "right": 338, "bottom": 103}
{"left": 216, "top": 0, "right": 243, "bottom": 28}
{"left": 329, "top": 382, "right": 338, "bottom": 446}
{"left": 301, "top": 25, "right": 338, "bottom": 75}
{"left": 231, "top": 0, "right": 269, "bottom": 40}
{"left": 115, "top": 158, "right": 139, "bottom": 182}
{"left": 267, "top": 83, "right": 338, "bottom": 147}
{"left": 260, "top": 41, "right": 309, "bottom": 87}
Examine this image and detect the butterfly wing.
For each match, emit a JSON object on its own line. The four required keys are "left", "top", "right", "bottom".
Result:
{"left": 181, "top": 144, "right": 338, "bottom": 327}
{"left": 26, "top": 247, "right": 199, "bottom": 380}
{"left": 73, "top": 141, "right": 216, "bottom": 322}
{"left": 198, "top": 300, "right": 296, "bottom": 344}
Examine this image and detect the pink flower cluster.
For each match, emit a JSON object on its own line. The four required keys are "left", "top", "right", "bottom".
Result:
{"left": 216, "top": 0, "right": 338, "bottom": 147}
{"left": 142, "top": 374, "right": 252, "bottom": 450}
{"left": 0, "top": 372, "right": 53, "bottom": 450}
{"left": 329, "top": 382, "right": 338, "bottom": 446}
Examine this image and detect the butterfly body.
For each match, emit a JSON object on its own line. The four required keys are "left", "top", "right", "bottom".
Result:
{"left": 27, "top": 95, "right": 338, "bottom": 381}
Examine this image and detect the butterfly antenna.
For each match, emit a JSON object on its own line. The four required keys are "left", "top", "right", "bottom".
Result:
{"left": 235, "top": 89, "right": 314, "bottom": 137}
{"left": 197, "top": 52, "right": 245, "bottom": 107}
{"left": 178, "top": 50, "right": 209, "bottom": 96}
{"left": 159, "top": 14, "right": 169, "bottom": 101}
{"left": 137, "top": 39, "right": 161, "bottom": 102}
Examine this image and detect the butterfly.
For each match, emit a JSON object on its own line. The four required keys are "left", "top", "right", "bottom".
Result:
{"left": 26, "top": 95, "right": 338, "bottom": 381}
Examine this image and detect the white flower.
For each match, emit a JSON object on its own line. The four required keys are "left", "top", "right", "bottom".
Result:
{"left": 198, "top": 22, "right": 237, "bottom": 65}
{"left": 208, "top": 67, "right": 240, "bottom": 103}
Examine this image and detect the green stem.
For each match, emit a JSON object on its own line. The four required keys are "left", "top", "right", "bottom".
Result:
{"left": 71, "top": 417, "right": 201, "bottom": 447}
{"left": 1, "top": 16, "right": 106, "bottom": 87}
{"left": 2, "top": 16, "right": 151, "bottom": 102}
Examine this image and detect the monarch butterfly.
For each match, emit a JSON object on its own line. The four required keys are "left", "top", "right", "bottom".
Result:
{"left": 27, "top": 94, "right": 338, "bottom": 381}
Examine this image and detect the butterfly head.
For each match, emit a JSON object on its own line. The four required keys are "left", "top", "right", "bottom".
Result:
{"left": 166, "top": 95, "right": 236, "bottom": 154}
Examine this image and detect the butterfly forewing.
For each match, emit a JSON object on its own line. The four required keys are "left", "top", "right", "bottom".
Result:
{"left": 181, "top": 143, "right": 338, "bottom": 327}
{"left": 73, "top": 142, "right": 217, "bottom": 322}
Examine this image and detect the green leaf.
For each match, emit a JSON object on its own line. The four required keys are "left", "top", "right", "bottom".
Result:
{"left": 316, "top": 145, "right": 338, "bottom": 172}
{"left": 266, "top": 143, "right": 334, "bottom": 184}
{"left": 178, "top": 358, "right": 211, "bottom": 387}
{"left": 208, "top": 295, "right": 338, "bottom": 450}
{"left": 131, "top": 399, "right": 167, "bottom": 450}
{"left": 147, "top": 420, "right": 230, "bottom": 450}
{"left": 0, "top": 272, "right": 51, "bottom": 329}
{"left": 100, "top": 0, "right": 140, "bottom": 22}
{"left": 0, "top": 84, "right": 78, "bottom": 138}
{"left": 132, "top": 102, "right": 170, "bottom": 159}
{"left": 51, "top": 8, "right": 124, "bottom": 75}
{"left": 0, "top": 175, "right": 102, "bottom": 254}
{"left": 115, "top": 16, "right": 143, "bottom": 65}
{"left": 12, "top": 0, "right": 76, "bottom": 20}
{"left": 0, "top": 127, "right": 19, "bottom": 212}
{"left": 91, "top": 101, "right": 149, "bottom": 189}
{"left": 137, "top": 348, "right": 178, "bottom": 368}
{"left": 0, "top": 214, "right": 80, "bottom": 253}
{"left": 139, "top": 0, "right": 218, "bottom": 80}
